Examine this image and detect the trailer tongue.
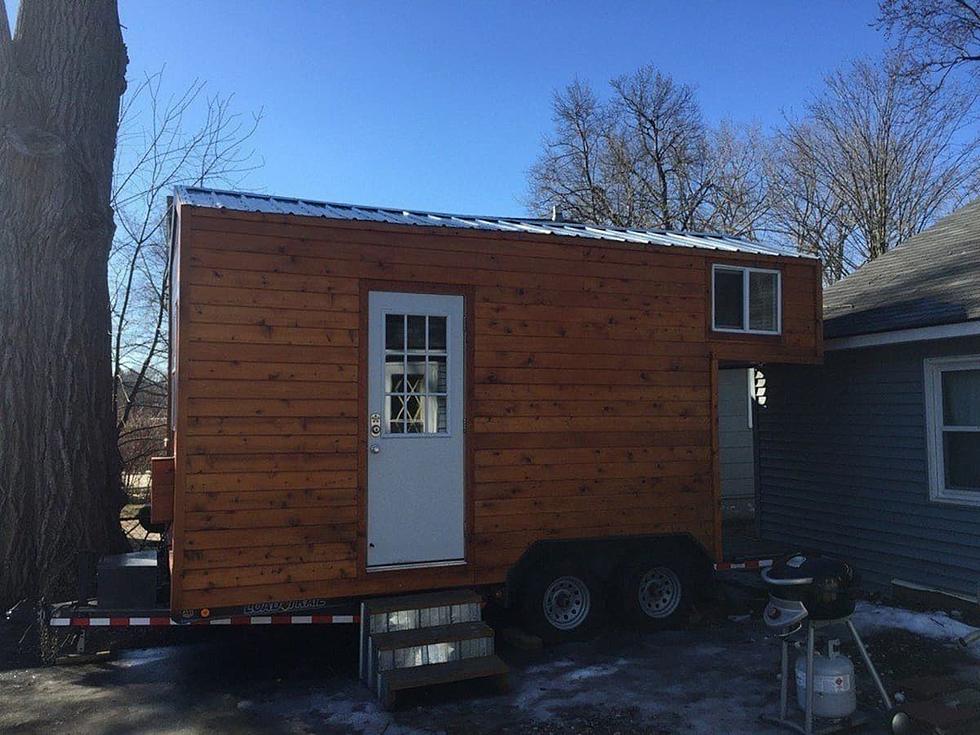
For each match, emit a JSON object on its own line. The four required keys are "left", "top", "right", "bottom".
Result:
{"left": 30, "top": 548, "right": 359, "bottom": 664}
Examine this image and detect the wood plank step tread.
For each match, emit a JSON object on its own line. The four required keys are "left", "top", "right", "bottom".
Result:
{"left": 363, "top": 588, "right": 482, "bottom": 614}
{"left": 371, "top": 621, "right": 492, "bottom": 650}
{"left": 381, "top": 654, "right": 509, "bottom": 693}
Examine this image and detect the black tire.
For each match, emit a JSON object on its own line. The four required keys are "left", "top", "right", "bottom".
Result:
{"left": 519, "top": 559, "right": 606, "bottom": 643}
{"left": 618, "top": 554, "right": 694, "bottom": 630}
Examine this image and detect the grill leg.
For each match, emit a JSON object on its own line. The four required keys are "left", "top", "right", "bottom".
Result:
{"left": 779, "top": 636, "right": 789, "bottom": 720}
{"left": 805, "top": 623, "right": 814, "bottom": 735}
{"left": 846, "top": 619, "right": 893, "bottom": 710}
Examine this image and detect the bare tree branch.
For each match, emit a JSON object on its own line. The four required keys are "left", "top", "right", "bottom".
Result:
{"left": 879, "top": 0, "right": 980, "bottom": 90}
{"left": 705, "top": 121, "right": 771, "bottom": 239}
{"left": 526, "top": 66, "right": 761, "bottom": 234}
{"left": 528, "top": 57, "right": 980, "bottom": 286}
{"left": 769, "top": 52, "right": 980, "bottom": 282}
{"left": 109, "top": 68, "right": 262, "bottom": 484}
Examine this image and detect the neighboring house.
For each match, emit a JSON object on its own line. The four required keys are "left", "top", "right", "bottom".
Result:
{"left": 757, "top": 201, "right": 980, "bottom": 599}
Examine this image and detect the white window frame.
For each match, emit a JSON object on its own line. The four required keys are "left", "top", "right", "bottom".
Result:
{"left": 924, "top": 355, "right": 980, "bottom": 507}
{"left": 711, "top": 264, "right": 782, "bottom": 335}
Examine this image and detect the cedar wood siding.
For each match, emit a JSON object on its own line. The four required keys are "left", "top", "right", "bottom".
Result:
{"left": 757, "top": 335, "right": 980, "bottom": 597}
{"left": 170, "top": 204, "right": 822, "bottom": 613}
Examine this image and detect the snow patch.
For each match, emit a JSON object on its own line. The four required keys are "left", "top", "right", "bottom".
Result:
{"left": 112, "top": 647, "right": 171, "bottom": 668}
{"left": 309, "top": 697, "right": 406, "bottom": 734}
{"left": 564, "top": 663, "right": 621, "bottom": 681}
{"left": 523, "top": 658, "right": 576, "bottom": 675}
{"left": 248, "top": 685, "right": 424, "bottom": 735}
{"left": 852, "top": 600, "right": 978, "bottom": 653}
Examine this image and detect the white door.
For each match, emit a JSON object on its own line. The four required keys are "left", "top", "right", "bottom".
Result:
{"left": 367, "top": 291, "right": 465, "bottom": 568}
{"left": 718, "top": 368, "right": 756, "bottom": 503}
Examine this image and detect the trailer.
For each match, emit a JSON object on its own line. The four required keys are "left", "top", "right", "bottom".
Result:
{"left": 55, "top": 186, "right": 822, "bottom": 701}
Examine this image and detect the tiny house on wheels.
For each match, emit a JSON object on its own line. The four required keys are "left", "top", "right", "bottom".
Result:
{"left": 137, "top": 186, "right": 820, "bottom": 698}
{"left": 152, "top": 186, "right": 822, "bottom": 620}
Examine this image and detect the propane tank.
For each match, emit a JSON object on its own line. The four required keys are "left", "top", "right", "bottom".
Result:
{"left": 795, "top": 639, "right": 857, "bottom": 719}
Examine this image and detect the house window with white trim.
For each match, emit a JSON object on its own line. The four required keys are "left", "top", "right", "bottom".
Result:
{"left": 711, "top": 265, "right": 781, "bottom": 335}
{"left": 924, "top": 356, "right": 980, "bottom": 506}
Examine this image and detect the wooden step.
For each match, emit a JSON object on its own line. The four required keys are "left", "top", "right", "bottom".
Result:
{"left": 378, "top": 654, "right": 509, "bottom": 710}
{"left": 362, "top": 589, "right": 482, "bottom": 615}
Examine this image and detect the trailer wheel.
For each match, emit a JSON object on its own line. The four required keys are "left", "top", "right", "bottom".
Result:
{"left": 520, "top": 561, "right": 605, "bottom": 643}
{"left": 619, "top": 555, "right": 693, "bottom": 630}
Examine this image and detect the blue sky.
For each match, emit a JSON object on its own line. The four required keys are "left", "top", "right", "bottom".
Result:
{"left": 6, "top": 1, "right": 886, "bottom": 215}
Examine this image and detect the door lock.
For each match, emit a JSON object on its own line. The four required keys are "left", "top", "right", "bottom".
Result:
{"left": 369, "top": 412, "right": 382, "bottom": 437}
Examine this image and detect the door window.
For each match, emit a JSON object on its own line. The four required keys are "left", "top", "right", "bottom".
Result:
{"left": 384, "top": 313, "right": 449, "bottom": 434}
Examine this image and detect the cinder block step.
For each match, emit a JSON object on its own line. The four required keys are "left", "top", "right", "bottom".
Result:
{"left": 359, "top": 589, "right": 485, "bottom": 685}
{"left": 378, "top": 654, "right": 509, "bottom": 710}
{"left": 363, "top": 590, "right": 482, "bottom": 635}
{"left": 368, "top": 621, "right": 495, "bottom": 693}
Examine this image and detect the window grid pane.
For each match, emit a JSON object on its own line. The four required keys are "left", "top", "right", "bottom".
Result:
{"left": 943, "top": 430, "right": 980, "bottom": 491}
{"left": 714, "top": 269, "right": 745, "bottom": 330}
{"left": 942, "top": 369, "right": 980, "bottom": 427}
{"left": 749, "top": 271, "right": 777, "bottom": 331}
{"left": 385, "top": 314, "right": 404, "bottom": 351}
{"left": 384, "top": 313, "right": 449, "bottom": 435}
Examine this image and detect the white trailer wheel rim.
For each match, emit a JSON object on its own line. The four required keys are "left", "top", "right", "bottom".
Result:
{"left": 638, "top": 567, "right": 682, "bottom": 618}
{"left": 542, "top": 575, "right": 591, "bottom": 630}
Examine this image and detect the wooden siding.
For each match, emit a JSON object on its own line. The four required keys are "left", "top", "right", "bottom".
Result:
{"left": 757, "top": 336, "right": 980, "bottom": 596}
{"left": 170, "top": 205, "right": 822, "bottom": 612}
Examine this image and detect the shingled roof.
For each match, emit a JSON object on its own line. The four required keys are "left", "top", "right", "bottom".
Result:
{"left": 824, "top": 199, "right": 980, "bottom": 338}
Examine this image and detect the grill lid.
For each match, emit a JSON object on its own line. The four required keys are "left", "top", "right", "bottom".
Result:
{"left": 765, "top": 554, "right": 854, "bottom": 586}
{"left": 763, "top": 553, "right": 858, "bottom": 622}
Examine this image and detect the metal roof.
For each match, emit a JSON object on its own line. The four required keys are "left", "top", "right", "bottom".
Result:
{"left": 174, "top": 186, "right": 808, "bottom": 258}
{"left": 824, "top": 198, "right": 980, "bottom": 338}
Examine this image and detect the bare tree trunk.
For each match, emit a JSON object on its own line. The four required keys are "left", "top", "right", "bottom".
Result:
{"left": 0, "top": 1, "right": 129, "bottom": 606}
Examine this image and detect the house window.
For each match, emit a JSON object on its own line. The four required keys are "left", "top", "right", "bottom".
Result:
{"left": 711, "top": 265, "right": 781, "bottom": 335}
{"left": 924, "top": 356, "right": 980, "bottom": 506}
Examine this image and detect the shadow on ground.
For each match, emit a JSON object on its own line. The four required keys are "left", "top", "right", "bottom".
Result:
{"left": 1, "top": 601, "right": 976, "bottom": 735}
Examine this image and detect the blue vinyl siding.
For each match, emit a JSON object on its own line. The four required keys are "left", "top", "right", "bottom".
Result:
{"left": 757, "top": 335, "right": 980, "bottom": 597}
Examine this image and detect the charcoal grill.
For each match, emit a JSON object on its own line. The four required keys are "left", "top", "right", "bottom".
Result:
{"left": 760, "top": 553, "right": 910, "bottom": 735}
{"left": 763, "top": 554, "right": 856, "bottom": 632}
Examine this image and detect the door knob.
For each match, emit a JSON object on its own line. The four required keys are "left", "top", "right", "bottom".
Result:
{"left": 370, "top": 444, "right": 381, "bottom": 454}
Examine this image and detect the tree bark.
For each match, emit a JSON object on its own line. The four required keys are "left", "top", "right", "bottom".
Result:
{"left": 0, "top": 1, "right": 129, "bottom": 606}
